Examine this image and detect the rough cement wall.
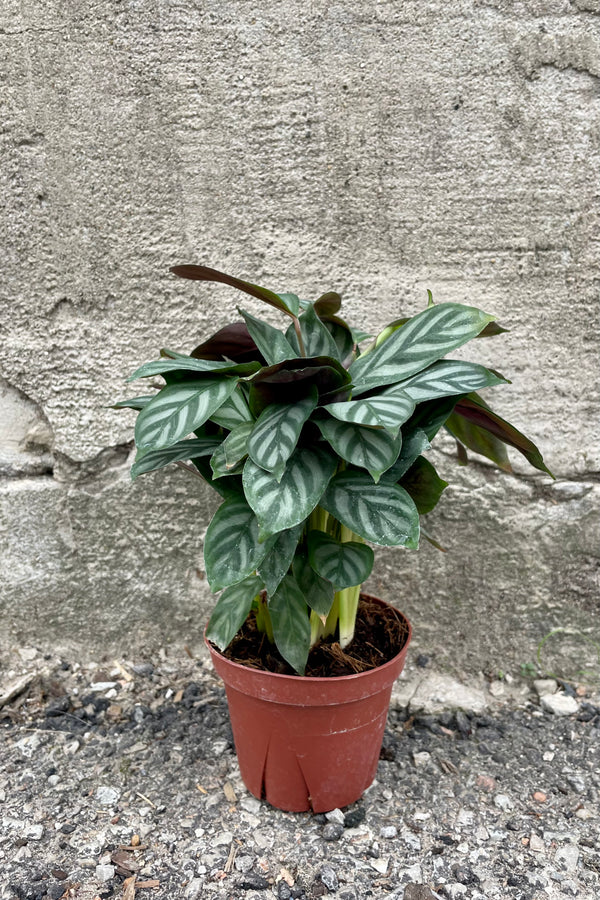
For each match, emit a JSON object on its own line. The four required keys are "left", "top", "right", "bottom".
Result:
{"left": 1, "top": 1, "right": 598, "bottom": 674}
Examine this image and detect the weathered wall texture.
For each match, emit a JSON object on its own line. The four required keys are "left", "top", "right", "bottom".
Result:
{"left": 1, "top": 1, "right": 598, "bottom": 674}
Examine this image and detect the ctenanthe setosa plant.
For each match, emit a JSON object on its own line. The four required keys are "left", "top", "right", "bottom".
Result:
{"left": 114, "top": 265, "right": 552, "bottom": 675}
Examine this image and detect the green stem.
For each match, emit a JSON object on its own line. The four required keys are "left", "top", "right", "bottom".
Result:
{"left": 338, "top": 585, "right": 361, "bottom": 648}
{"left": 255, "top": 595, "right": 274, "bottom": 643}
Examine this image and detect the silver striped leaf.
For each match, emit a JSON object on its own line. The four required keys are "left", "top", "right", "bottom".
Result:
{"left": 240, "top": 308, "right": 297, "bottom": 365}
{"left": 210, "top": 387, "right": 253, "bottom": 429}
{"left": 257, "top": 524, "right": 303, "bottom": 597}
{"left": 134, "top": 378, "right": 238, "bottom": 450}
{"left": 210, "top": 422, "right": 253, "bottom": 479}
{"left": 324, "top": 390, "right": 415, "bottom": 436}
{"left": 316, "top": 417, "right": 402, "bottom": 482}
{"left": 349, "top": 303, "right": 495, "bottom": 394}
{"left": 242, "top": 446, "right": 338, "bottom": 540}
{"left": 128, "top": 356, "right": 259, "bottom": 381}
{"left": 204, "top": 495, "right": 269, "bottom": 592}
{"left": 247, "top": 389, "right": 318, "bottom": 482}
{"left": 131, "top": 436, "right": 221, "bottom": 479}
{"left": 205, "top": 575, "right": 263, "bottom": 650}
{"left": 321, "top": 471, "right": 420, "bottom": 547}
{"left": 269, "top": 576, "right": 311, "bottom": 675}
{"left": 396, "top": 359, "right": 507, "bottom": 402}
{"left": 307, "top": 530, "right": 374, "bottom": 590}
{"left": 285, "top": 304, "right": 341, "bottom": 360}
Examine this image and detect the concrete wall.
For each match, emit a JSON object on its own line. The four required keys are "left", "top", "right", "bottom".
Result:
{"left": 1, "top": 1, "right": 598, "bottom": 675}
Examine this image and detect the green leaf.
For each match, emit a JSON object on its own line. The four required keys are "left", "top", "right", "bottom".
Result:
{"left": 170, "top": 264, "right": 300, "bottom": 316}
{"left": 247, "top": 389, "right": 318, "bottom": 481}
{"left": 397, "top": 360, "right": 508, "bottom": 403}
{"left": 269, "top": 576, "right": 311, "bottom": 674}
{"left": 111, "top": 396, "right": 154, "bottom": 411}
{"left": 257, "top": 525, "right": 303, "bottom": 596}
{"left": 210, "top": 421, "right": 254, "bottom": 479}
{"left": 239, "top": 308, "right": 297, "bottom": 365}
{"left": 191, "top": 456, "right": 244, "bottom": 499}
{"left": 134, "top": 378, "right": 238, "bottom": 450}
{"left": 128, "top": 356, "right": 260, "bottom": 381}
{"left": 292, "top": 553, "right": 336, "bottom": 618}
{"left": 210, "top": 387, "right": 253, "bottom": 429}
{"left": 408, "top": 396, "right": 463, "bottom": 441}
{"left": 450, "top": 394, "right": 553, "bottom": 476}
{"left": 205, "top": 575, "right": 263, "bottom": 650}
{"left": 400, "top": 457, "right": 448, "bottom": 515}
{"left": 248, "top": 357, "right": 352, "bottom": 416}
{"left": 243, "top": 446, "right": 337, "bottom": 539}
{"left": 307, "top": 530, "right": 374, "bottom": 589}
{"left": 380, "top": 428, "right": 431, "bottom": 483}
{"left": 316, "top": 417, "right": 402, "bottom": 482}
{"left": 321, "top": 471, "right": 420, "bottom": 547}
{"left": 131, "top": 436, "right": 221, "bottom": 479}
{"left": 203, "top": 495, "right": 269, "bottom": 591}
{"left": 285, "top": 304, "right": 341, "bottom": 360}
{"left": 324, "top": 389, "right": 415, "bottom": 436}
{"left": 349, "top": 303, "right": 496, "bottom": 394}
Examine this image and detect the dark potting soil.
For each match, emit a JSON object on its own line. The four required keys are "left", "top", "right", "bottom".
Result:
{"left": 217, "top": 596, "right": 410, "bottom": 677}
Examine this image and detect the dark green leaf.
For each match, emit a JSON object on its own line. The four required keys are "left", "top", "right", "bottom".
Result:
{"left": 243, "top": 446, "right": 337, "bottom": 539}
{"left": 400, "top": 457, "right": 448, "bottom": 515}
{"left": 131, "top": 436, "right": 221, "bottom": 479}
{"left": 111, "top": 396, "right": 154, "bottom": 410}
{"left": 205, "top": 575, "right": 263, "bottom": 650}
{"left": 316, "top": 417, "right": 402, "bottom": 482}
{"left": 380, "top": 428, "right": 431, "bottom": 483}
{"left": 203, "top": 495, "right": 269, "bottom": 591}
{"left": 307, "top": 530, "right": 374, "bottom": 589}
{"left": 248, "top": 389, "right": 318, "bottom": 481}
{"left": 408, "top": 396, "right": 463, "bottom": 441}
{"left": 135, "top": 378, "right": 239, "bottom": 450}
{"left": 170, "top": 264, "right": 300, "bottom": 316}
{"left": 292, "top": 553, "right": 335, "bottom": 618}
{"left": 321, "top": 470, "right": 420, "bottom": 547}
{"left": 350, "top": 303, "right": 496, "bottom": 394}
{"left": 191, "top": 456, "right": 244, "bottom": 499}
{"left": 269, "top": 576, "right": 311, "bottom": 674}
{"left": 257, "top": 524, "right": 303, "bottom": 597}
{"left": 240, "top": 308, "right": 297, "bottom": 365}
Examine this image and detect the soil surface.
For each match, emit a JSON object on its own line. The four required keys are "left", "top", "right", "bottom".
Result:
{"left": 1, "top": 648, "right": 599, "bottom": 900}
{"left": 220, "top": 597, "right": 410, "bottom": 677}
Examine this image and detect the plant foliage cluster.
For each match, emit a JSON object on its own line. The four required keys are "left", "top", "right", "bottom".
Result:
{"left": 115, "top": 265, "right": 551, "bottom": 674}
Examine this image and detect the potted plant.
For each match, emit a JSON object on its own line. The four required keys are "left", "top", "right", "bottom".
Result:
{"left": 114, "top": 264, "right": 551, "bottom": 812}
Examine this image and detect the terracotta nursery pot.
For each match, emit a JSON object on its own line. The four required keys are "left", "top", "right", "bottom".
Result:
{"left": 205, "top": 596, "right": 412, "bottom": 813}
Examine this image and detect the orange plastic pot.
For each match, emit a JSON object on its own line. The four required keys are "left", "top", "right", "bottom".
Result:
{"left": 205, "top": 596, "right": 411, "bottom": 813}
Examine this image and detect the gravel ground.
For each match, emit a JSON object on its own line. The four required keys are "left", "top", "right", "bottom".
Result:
{"left": 1, "top": 649, "right": 599, "bottom": 900}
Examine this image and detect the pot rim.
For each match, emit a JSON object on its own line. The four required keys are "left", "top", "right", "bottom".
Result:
{"left": 205, "top": 594, "right": 412, "bottom": 696}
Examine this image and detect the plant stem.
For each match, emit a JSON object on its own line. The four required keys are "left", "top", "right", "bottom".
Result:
{"left": 255, "top": 595, "right": 274, "bottom": 643}
{"left": 337, "top": 524, "right": 364, "bottom": 648}
{"left": 292, "top": 316, "right": 307, "bottom": 356}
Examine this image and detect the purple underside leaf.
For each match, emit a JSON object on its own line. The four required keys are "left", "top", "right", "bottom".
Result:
{"left": 170, "top": 264, "right": 298, "bottom": 316}
{"left": 314, "top": 291, "right": 342, "bottom": 317}
{"left": 248, "top": 357, "right": 352, "bottom": 416}
{"left": 190, "top": 322, "right": 263, "bottom": 363}
{"left": 453, "top": 396, "right": 553, "bottom": 477}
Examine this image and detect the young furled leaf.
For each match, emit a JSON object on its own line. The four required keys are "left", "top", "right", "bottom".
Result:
{"left": 170, "top": 264, "right": 300, "bottom": 316}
